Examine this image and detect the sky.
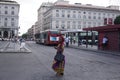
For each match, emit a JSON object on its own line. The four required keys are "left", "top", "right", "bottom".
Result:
{"left": 15, "top": 0, "right": 119, "bottom": 35}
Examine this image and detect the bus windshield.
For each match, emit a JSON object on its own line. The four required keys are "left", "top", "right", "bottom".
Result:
{"left": 50, "top": 31, "right": 60, "bottom": 34}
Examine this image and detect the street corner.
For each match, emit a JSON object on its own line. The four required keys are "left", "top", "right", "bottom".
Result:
{"left": 0, "top": 42, "right": 32, "bottom": 53}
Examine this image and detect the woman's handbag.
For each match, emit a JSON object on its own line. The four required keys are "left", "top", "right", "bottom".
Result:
{"left": 54, "top": 52, "right": 64, "bottom": 61}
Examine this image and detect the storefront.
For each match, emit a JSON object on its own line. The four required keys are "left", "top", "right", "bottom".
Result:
{"left": 83, "top": 24, "right": 120, "bottom": 52}
{"left": 0, "top": 28, "right": 18, "bottom": 38}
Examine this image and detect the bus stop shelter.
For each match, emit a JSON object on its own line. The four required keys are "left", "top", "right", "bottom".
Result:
{"left": 83, "top": 24, "right": 120, "bottom": 52}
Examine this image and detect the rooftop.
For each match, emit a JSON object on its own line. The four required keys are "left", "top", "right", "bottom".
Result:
{"left": 83, "top": 24, "right": 120, "bottom": 32}
{"left": 0, "top": 0, "right": 17, "bottom": 3}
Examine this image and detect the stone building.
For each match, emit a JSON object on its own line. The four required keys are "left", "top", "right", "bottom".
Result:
{"left": 0, "top": 0, "right": 20, "bottom": 38}
{"left": 38, "top": 0, "right": 120, "bottom": 32}
{"left": 37, "top": 2, "right": 53, "bottom": 33}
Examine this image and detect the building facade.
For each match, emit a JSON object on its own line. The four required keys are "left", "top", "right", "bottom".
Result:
{"left": 0, "top": 0, "right": 20, "bottom": 38}
{"left": 28, "top": 25, "right": 35, "bottom": 40}
{"left": 42, "top": 0, "right": 120, "bottom": 32}
{"left": 37, "top": 2, "right": 53, "bottom": 33}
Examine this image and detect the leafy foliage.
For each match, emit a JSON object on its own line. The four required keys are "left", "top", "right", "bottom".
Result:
{"left": 114, "top": 15, "right": 120, "bottom": 24}
{"left": 22, "top": 33, "right": 28, "bottom": 39}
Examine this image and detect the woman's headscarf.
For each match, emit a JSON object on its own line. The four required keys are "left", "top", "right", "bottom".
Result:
{"left": 59, "top": 35, "right": 64, "bottom": 44}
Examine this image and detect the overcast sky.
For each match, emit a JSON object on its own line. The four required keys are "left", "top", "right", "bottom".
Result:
{"left": 15, "top": 0, "right": 119, "bottom": 35}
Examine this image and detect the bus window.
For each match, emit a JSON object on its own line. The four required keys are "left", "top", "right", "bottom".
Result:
{"left": 50, "top": 31, "right": 60, "bottom": 34}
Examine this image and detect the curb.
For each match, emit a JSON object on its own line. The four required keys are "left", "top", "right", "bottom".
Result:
{"left": 0, "top": 51, "right": 32, "bottom": 53}
{"left": 69, "top": 45, "right": 120, "bottom": 56}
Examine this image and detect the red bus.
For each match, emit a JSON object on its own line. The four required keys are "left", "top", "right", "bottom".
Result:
{"left": 35, "top": 30, "right": 61, "bottom": 45}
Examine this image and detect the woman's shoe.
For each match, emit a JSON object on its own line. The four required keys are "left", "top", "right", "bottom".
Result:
{"left": 60, "top": 73, "right": 64, "bottom": 76}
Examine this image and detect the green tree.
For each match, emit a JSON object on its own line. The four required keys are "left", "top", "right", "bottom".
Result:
{"left": 114, "top": 15, "right": 120, "bottom": 24}
{"left": 22, "top": 33, "right": 28, "bottom": 39}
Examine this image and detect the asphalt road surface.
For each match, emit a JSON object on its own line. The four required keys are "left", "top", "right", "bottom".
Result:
{"left": 0, "top": 41, "right": 120, "bottom": 80}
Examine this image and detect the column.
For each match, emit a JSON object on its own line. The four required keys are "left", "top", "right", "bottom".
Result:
{"left": 0, "top": 31, "right": 1, "bottom": 37}
{"left": 1, "top": 31, "right": 4, "bottom": 38}
{"left": 8, "top": 31, "right": 11, "bottom": 38}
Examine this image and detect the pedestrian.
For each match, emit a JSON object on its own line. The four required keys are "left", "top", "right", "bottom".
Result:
{"left": 52, "top": 35, "right": 65, "bottom": 76}
{"left": 65, "top": 37, "right": 69, "bottom": 47}
{"left": 102, "top": 35, "right": 108, "bottom": 50}
{"left": 19, "top": 38, "right": 22, "bottom": 45}
{"left": 78, "top": 38, "right": 82, "bottom": 47}
{"left": 73, "top": 37, "right": 76, "bottom": 44}
{"left": 70, "top": 37, "right": 73, "bottom": 44}
{"left": 20, "top": 38, "right": 26, "bottom": 51}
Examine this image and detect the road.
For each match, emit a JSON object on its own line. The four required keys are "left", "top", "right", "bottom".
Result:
{"left": 0, "top": 41, "right": 8, "bottom": 49}
{"left": 0, "top": 41, "right": 120, "bottom": 80}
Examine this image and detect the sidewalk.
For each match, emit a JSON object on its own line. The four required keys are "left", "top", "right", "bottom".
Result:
{"left": 68, "top": 43, "right": 120, "bottom": 56}
{"left": 0, "top": 41, "right": 31, "bottom": 53}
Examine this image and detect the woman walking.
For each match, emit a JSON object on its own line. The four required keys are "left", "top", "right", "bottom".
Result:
{"left": 52, "top": 35, "right": 65, "bottom": 76}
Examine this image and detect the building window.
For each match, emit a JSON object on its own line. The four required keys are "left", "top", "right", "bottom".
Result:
{"left": 73, "top": 21, "right": 76, "bottom": 24}
{"left": 88, "top": 22, "right": 91, "bottom": 25}
{"left": 72, "top": 21, "right": 76, "bottom": 29}
{"left": 11, "top": 11, "right": 14, "bottom": 15}
{"left": 56, "top": 21, "right": 59, "bottom": 28}
{"left": 61, "top": 24, "right": 65, "bottom": 29}
{"left": 61, "top": 21, "right": 65, "bottom": 29}
{"left": 72, "top": 25, "right": 76, "bottom": 29}
{"left": 56, "top": 13, "right": 59, "bottom": 17}
{"left": 5, "top": 6, "right": 8, "bottom": 9}
{"left": 103, "top": 13, "right": 106, "bottom": 16}
{"left": 4, "top": 22, "right": 7, "bottom": 26}
{"left": 94, "top": 12, "right": 96, "bottom": 15}
{"left": 62, "top": 10, "right": 65, "bottom": 13}
{"left": 5, "top": 11, "right": 8, "bottom": 14}
{"left": 67, "top": 14, "right": 70, "bottom": 18}
{"left": 78, "top": 11, "right": 81, "bottom": 13}
{"left": 62, "top": 14, "right": 65, "bottom": 17}
{"left": 0, "top": 18, "right": 1, "bottom": 25}
{"left": 11, "top": 22, "right": 15, "bottom": 26}
{"left": 83, "top": 25, "right": 86, "bottom": 28}
{"left": 62, "top": 21, "right": 65, "bottom": 24}
{"left": 67, "top": 25, "right": 70, "bottom": 29}
{"left": 107, "top": 13, "right": 110, "bottom": 17}
{"left": 98, "top": 17, "right": 101, "bottom": 19}
{"left": 11, "top": 18, "right": 14, "bottom": 21}
{"left": 78, "top": 21, "right": 81, "bottom": 25}
{"left": 56, "top": 25, "right": 59, "bottom": 28}
{"left": 83, "top": 15, "right": 86, "bottom": 19}
{"left": 73, "top": 14, "right": 76, "bottom": 18}
{"left": 83, "top": 12, "right": 86, "bottom": 14}
{"left": 88, "top": 16, "right": 91, "bottom": 19}
{"left": 5, "top": 18, "right": 8, "bottom": 21}
{"left": 0, "top": 22, "right": 1, "bottom": 26}
{"left": 67, "top": 10, "right": 71, "bottom": 13}
{"left": 78, "top": 15, "right": 81, "bottom": 18}
{"left": 78, "top": 25, "right": 81, "bottom": 29}
{"left": 93, "top": 16, "right": 96, "bottom": 19}
{"left": 56, "top": 21, "right": 59, "bottom": 24}
{"left": 83, "top": 22, "right": 86, "bottom": 25}
{"left": 112, "top": 14, "right": 115, "bottom": 17}
{"left": 73, "top": 11, "right": 76, "bottom": 13}
{"left": 67, "top": 21, "right": 70, "bottom": 29}
{"left": 98, "top": 13, "right": 101, "bottom": 15}
{"left": 11, "top": 7, "right": 15, "bottom": 9}
{"left": 67, "top": 21, "right": 70, "bottom": 24}
{"left": 93, "top": 22, "right": 96, "bottom": 26}
{"left": 56, "top": 10, "right": 59, "bottom": 12}
{"left": 98, "top": 22, "right": 101, "bottom": 26}
{"left": 88, "top": 12, "right": 91, "bottom": 15}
